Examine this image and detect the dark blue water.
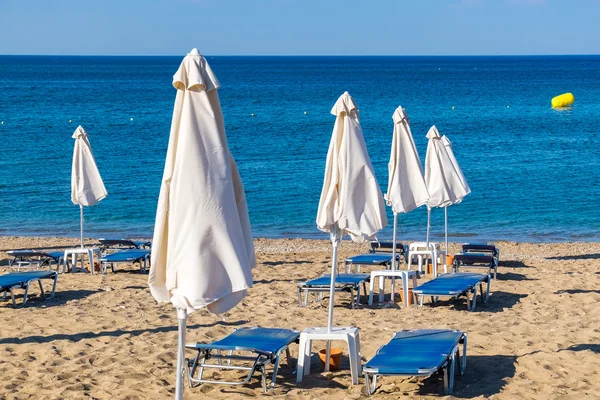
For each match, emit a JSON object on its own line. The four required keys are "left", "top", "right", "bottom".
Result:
{"left": 1, "top": 55, "right": 600, "bottom": 242}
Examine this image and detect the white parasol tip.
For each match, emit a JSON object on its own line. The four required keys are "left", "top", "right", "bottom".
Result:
{"left": 189, "top": 48, "right": 200, "bottom": 56}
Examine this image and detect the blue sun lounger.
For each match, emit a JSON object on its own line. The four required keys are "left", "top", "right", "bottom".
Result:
{"left": 453, "top": 253, "right": 498, "bottom": 279}
{"left": 6, "top": 250, "right": 65, "bottom": 272}
{"left": 344, "top": 253, "right": 400, "bottom": 273}
{"left": 413, "top": 273, "right": 491, "bottom": 311}
{"left": 98, "top": 238, "right": 152, "bottom": 250}
{"left": 463, "top": 243, "right": 499, "bottom": 264}
{"left": 297, "top": 273, "right": 370, "bottom": 308}
{"left": 0, "top": 271, "right": 58, "bottom": 307}
{"left": 369, "top": 241, "right": 408, "bottom": 262}
{"left": 98, "top": 249, "right": 151, "bottom": 273}
{"left": 363, "top": 329, "right": 467, "bottom": 395}
{"left": 185, "top": 327, "right": 300, "bottom": 392}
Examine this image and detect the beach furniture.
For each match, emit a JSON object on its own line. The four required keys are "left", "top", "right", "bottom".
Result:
{"left": 363, "top": 329, "right": 467, "bottom": 395}
{"left": 297, "top": 274, "right": 370, "bottom": 308}
{"left": 413, "top": 272, "right": 490, "bottom": 311}
{"left": 453, "top": 253, "right": 498, "bottom": 279}
{"left": 344, "top": 253, "right": 399, "bottom": 273}
{"left": 369, "top": 240, "right": 408, "bottom": 261}
{"left": 368, "top": 269, "right": 419, "bottom": 307}
{"left": 296, "top": 326, "right": 362, "bottom": 385}
{"left": 6, "top": 250, "right": 65, "bottom": 272}
{"left": 407, "top": 242, "right": 446, "bottom": 277}
{"left": 98, "top": 249, "right": 151, "bottom": 273}
{"left": 0, "top": 271, "right": 58, "bottom": 307}
{"left": 462, "top": 243, "right": 500, "bottom": 265}
{"left": 98, "top": 238, "right": 151, "bottom": 250}
{"left": 185, "top": 327, "right": 299, "bottom": 392}
{"left": 62, "top": 247, "right": 101, "bottom": 274}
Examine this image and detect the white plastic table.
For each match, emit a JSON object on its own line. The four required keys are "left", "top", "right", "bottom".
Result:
{"left": 408, "top": 242, "right": 446, "bottom": 277}
{"left": 296, "top": 327, "right": 361, "bottom": 384}
{"left": 368, "top": 269, "right": 419, "bottom": 307}
{"left": 62, "top": 248, "right": 101, "bottom": 274}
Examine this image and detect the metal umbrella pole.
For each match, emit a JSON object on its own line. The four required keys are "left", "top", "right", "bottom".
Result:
{"left": 445, "top": 206, "right": 449, "bottom": 254}
{"left": 79, "top": 205, "right": 84, "bottom": 249}
{"left": 175, "top": 308, "right": 188, "bottom": 400}
{"left": 325, "top": 228, "right": 341, "bottom": 371}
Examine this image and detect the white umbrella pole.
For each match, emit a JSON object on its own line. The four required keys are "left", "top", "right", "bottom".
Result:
{"left": 325, "top": 229, "right": 340, "bottom": 372}
{"left": 426, "top": 207, "right": 431, "bottom": 250}
{"left": 392, "top": 212, "right": 398, "bottom": 271}
{"left": 391, "top": 212, "right": 398, "bottom": 303}
{"left": 79, "top": 205, "right": 84, "bottom": 249}
{"left": 444, "top": 207, "right": 449, "bottom": 254}
{"left": 175, "top": 308, "right": 188, "bottom": 400}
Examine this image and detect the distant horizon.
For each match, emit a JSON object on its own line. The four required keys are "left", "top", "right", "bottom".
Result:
{"left": 2, "top": 53, "right": 600, "bottom": 58}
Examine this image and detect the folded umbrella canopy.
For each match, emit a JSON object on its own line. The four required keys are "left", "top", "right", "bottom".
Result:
{"left": 316, "top": 91, "right": 387, "bottom": 368}
{"left": 441, "top": 135, "right": 470, "bottom": 252}
{"left": 424, "top": 126, "right": 470, "bottom": 251}
{"left": 71, "top": 125, "right": 107, "bottom": 248}
{"left": 148, "top": 48, "right": 256, "bottom": 400}
{"left": 384, "top": 107, "right": 429, "bottom": 267}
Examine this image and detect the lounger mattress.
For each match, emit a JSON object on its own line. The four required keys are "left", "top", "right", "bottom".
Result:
{"left": 187, "top": 327, "right": 299, "bottom": 356}
{"left": 413, "top": 273, "right": 488, "bottom": 296}
{"left": 304, "top": 274, "right": 370, "bottom": 287}
{"left": 345, "top": 254, "right": 395, "bottom": 265}
{"left": 100, "top": 249, "right": 150, "bottom": 262}
{"left": 364, "top": 329, "right": 463, "bottom": 375}
{"left": 0, "top": 271, "right": 57, "bottom": 291}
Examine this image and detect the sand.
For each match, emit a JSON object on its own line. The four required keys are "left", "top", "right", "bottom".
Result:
{"left": 1, "top": 236, "right": 600, "bottom": 399}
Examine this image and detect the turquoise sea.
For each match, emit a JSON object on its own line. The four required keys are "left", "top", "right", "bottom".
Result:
{"left": 1, "top": 55, "right": 599, "bottom": 242}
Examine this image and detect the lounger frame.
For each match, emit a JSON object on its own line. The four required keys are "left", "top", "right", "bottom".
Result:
{"left": 1, "top": 271, "right": 58, "bottom": 307}
{"left": 413, "top": 274, "right": 491, "bottom": 311}
{"left": 296, "top": 274, "right": 369, "bottom": 309}
{"left": 7, "top": 251, "right": 64, "bottom": 272}
{"left": 99, "top": 250, "right": 151, "bottom": 274}
{"left": 185, "top": 327, "right": 299, "bottom": 392}
{"left": 98, "top": 239, "right": 151, "bottom": 250}
{"left": 369, "top": 241, "right": 408, "bottom": 263}
{"left": 363, "top": 331, "right": 467, "bottom": 395}
{"left": 453, "top": 253, "right": 498, "bottom": 279}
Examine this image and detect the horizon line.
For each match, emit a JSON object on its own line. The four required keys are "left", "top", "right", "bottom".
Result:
{"left": 1, "top": 53, "right": 600, "bottom": 57}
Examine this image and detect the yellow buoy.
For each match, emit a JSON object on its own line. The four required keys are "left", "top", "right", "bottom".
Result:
{"left": 551, "top": 93, "right": 575, "bottom": 108}
{"left": 251, "top": 113, "right": 255, "bottom": 117}
{"left": 69, "top": 119, "right": 72, "bottom": 122}
{"left": 451, "top": 106, "right": 455, "bottom": 110}
{"left": 130, "top": 117, "right": 134, "bottom": 121}
{"left": 304, "top": 111, "right": 307, "bottom": 115}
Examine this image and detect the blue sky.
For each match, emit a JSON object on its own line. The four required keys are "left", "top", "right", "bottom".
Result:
{"left": 1, "top": 0, "right": 599, "bottom": 55}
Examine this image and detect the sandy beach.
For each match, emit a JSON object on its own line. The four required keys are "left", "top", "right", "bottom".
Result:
{"left": 1, "top": 236, "right": 600, "bottom": 399}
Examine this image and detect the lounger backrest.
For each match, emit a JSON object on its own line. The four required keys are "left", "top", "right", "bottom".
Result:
{"left": 462, "top": 244, "right": 498, "bottom": 256}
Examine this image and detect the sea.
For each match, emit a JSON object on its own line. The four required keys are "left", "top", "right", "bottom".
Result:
{"left": 1, "top": 55, "right": 600, "bottom": 243}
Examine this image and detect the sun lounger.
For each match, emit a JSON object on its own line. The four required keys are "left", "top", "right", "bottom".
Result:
{"left": 363, "top": 329, "right": 467, "bottom": 395}
{"left": 98, "top": 238, "right": 152, "bottom": 250}
{"left": 412, "top": 273, "right": 490, "bottom": 311}
{"left": 297, "top": 273, "right": 370, "bottom": 309}
{"left": 453, "top": 253, "right": 498, "bottom": 279}
{"left": 0, "top": 271, "right": 58, "bottom": 307}
{"left": 462, "top": 243, "right": 499, "bottom": 264}
{"left": 344, "top": 253, "right": 400, "bottom": 273}
{"left": 369, "top": 240, "right": 408, "bottom": 259}
{"left": 98, "top": 249, "right": 151, "bottom": 273}
{"left": 185, "top": 327, "right": 300, "bottom": 392}
{"left": 6, "top": 250, "right": 65, "bottom": 272}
